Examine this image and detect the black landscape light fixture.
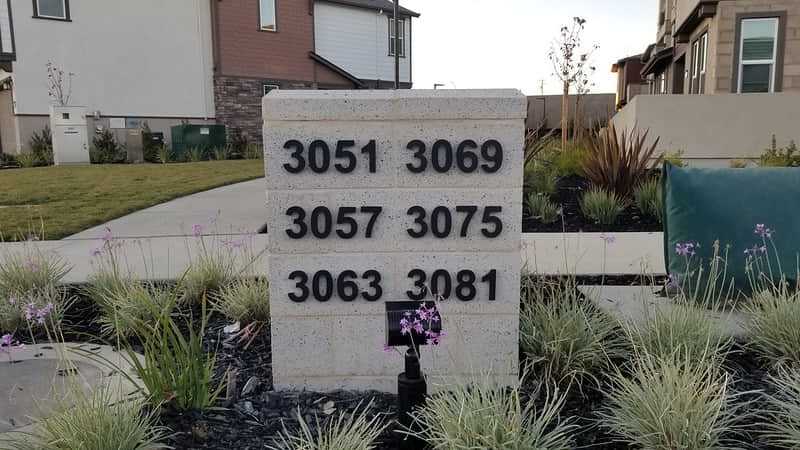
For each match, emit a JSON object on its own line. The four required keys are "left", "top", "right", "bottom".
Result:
{"left": 386, "top": 301, "right": 443, "bottom": 450}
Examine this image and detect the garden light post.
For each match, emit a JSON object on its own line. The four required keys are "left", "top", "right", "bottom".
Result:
{"left": 386, "top": 301, "right": 442, "bottom": 450}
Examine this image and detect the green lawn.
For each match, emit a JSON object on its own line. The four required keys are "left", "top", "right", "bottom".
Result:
{"left": 0, "top": 160, "right": 264, "bottom": 241}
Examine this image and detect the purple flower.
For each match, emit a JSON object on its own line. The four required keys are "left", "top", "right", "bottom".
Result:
{"left": 101, "top": 227, "right": 114, "bottom": 243}
{"left": 24, "top": 303, "right": 36, "bottom": 321}
{"left": 192, "top": 224, "right": 204, "bottom": 238}
{"left": 382, "top": 344, "right": 393, "bottom": 354}
{"left": 755, "top": 224, "right": 774, "bottom": 238}
{"left": 600, "top": 233, "right": 616, "bottom": 244}
{"left": 675, "top": 242, "right": 697, "bottom": 257}
{"left": 91, "top": 247, "right": 103, "bottom": 258}
{"left": 0, "top": 334, "right": 12, "bottom": 348}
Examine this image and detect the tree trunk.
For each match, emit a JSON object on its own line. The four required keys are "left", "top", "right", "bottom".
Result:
{"left": 561, "top": 81, "right": 569, "bottom": 150}
{"left": 573, "top": 96, "right": 582, "bottom": 142}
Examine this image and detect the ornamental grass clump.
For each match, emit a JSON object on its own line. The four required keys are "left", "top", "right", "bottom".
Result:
{"left": 181, "top": 231, "right": 237, "bottom": 303}
{"left": 268, "top": 400, "right": 387, "bottom": 450}
{"left": 213, "top": 277, "right": 270, "bottom": 324}
{"left": 580, "top": 187, "right": 625, "bottom": 225}
{"left": 95, "top": 282, "right": 174, "bottom": 338}
{"left": 124, "top": 294, "right": 226, "bottom": 411}
{"left": 1, "top": 387, "right": 166, "bottom": 450}
{"left": 624, "top": 300, "right": 731, "bottom": 370}
{"left": 761, "top": 368, "right": 800, "bottom": 447}
{"left": 407, "top": 377, "right": 575, "bottom": 450}
{"left": 633, "top": 177, "right": 663, "bottom": 222}
{"left": 744, "top": 285, "right": 800, "bottom": 368}
{"left": 0, "top": 248, "right": 70, "bottom": 297}
{"left": 600, "top": 352, "right": 740, "bottom": 450}
{"left": 524, "top": 193, "right": 560, "bottom": 224}
{"left": 519, "top": 277, "right": 627, "bottom": 389}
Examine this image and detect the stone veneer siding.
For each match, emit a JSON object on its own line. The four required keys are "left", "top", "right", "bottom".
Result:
{"left": 213, "top": 76, "right": 314, "bottom": 142}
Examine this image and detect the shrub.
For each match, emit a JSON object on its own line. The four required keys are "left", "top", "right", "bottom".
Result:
{"left": 156, "top": 145, "right": 172, "bottom": 164}
{"left": 761, "top": 368, "right": 800, "bottom": 447}
{"left": 519, "top": 277, "right": 627, "bottom": 388}
{"left": 580, "top": 187, "right": 625, "bottom": 225}
{"left": 91, "top": 129, "right": 126, "bottom": 164}
{"left": 663, "top": 150, "right": 687, "bottom": 167}
{"left": 95, "top": 282, "right": 173, "bottom": 338}
{"left": 523, "top": 164, "right": 558, "bottom": 197}
{"left": 212, "top": 146, "right": 230, "bottom": 161}
{"left": 744, "top": 286, "right": 800, "bottom": 368}
{"left": 181, "top": 253, "right": 235, "bottom": 303}
{"left": 125, "top": 294, "right": 225, "bottom": 411}
{"left": 0, "top": 249, "right": 71, "bottom": 297}
{"left": 524, "top": 193, "right": 560, "bottom": 224}
{"left": 16, "top": 152, "right": 39, "bottom": 168}
{"left": 600, "top": 353, "right": 739, "bottom": 450}
{"left": 408, "top": 377, "right": 575, "bottom": 449}
{"left": 625, "top": 301, "right": 731, "bottom": 370}
{"left": 759, "top": 135, "right": 800, "bottom": 167}
{"left": 2, "top": 387, "right": 166, "bottom": 450}
{"left": 28, "top": 125, "right": 53, "bottom": 166}
{"left": 186, "top": 146, "right": 207, "bottom": 162}
{"left": 244, "top": 143, "right": 263, "bottom": 160}
{"left": 553, "top": 141, "right": 588, "bottom": 177}
{"left": 633, "top": 178, "right": 663, "bottom": 222}
{"left": 729, "top": 159, "right": 749, "bottom": 168}
{"left": 213, "top": 278, "right": 270, "bottom": 324}
{"left": 581, "top": 124, "right": 662, "bottom": 198}
{"left": 228, "top": 128, "right": 249, "bottom": 159}
{"left": 268, "top": 401, "right": 387, "bottom": 450}
{"left": 1, "top": 151, "right": 18, "bottom": 166}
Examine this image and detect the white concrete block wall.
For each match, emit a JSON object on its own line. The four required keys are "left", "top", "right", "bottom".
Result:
{"left": 264, "top": 89, "right": 527, "bottom": 392}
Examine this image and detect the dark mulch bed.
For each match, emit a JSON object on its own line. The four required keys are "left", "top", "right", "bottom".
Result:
{"left": 15, "top": 284, "right": 782, "bottom": 449}
{"left": 522, "top": 175, "right": 663, "bottom": 233}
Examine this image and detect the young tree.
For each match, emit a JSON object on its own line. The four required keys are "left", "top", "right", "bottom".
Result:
{"left": 572, "top": 55, "right": 597, "bottom": 141}
{"left": 549, "top": 17, "right": 597, "bottom": 149}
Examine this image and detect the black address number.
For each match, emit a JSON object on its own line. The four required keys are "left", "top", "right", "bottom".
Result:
{"left": 407, "top": 206, "right": 503, "bottom": 238}
{"left": 283, "top": 140, "right": 377, "bottom": 174}
{"left": 288, "top": 270, "right": 383, "bottom": 302}
{"left": 286, "top": 206, "right": 382, "bottom": 239}
{"left": 406, "top": 139, "right": 503, "bottom": 174}
{"left": 407, "top": 269, "right": 497, "bottom": 302}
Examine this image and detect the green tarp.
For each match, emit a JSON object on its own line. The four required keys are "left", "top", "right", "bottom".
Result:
{"left": 663, "top": 163, "right": 800, "bottom": 292}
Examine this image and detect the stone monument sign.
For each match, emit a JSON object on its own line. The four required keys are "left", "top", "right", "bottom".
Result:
{"left": 263, "top": 89, "right": 526, "bottom": 392}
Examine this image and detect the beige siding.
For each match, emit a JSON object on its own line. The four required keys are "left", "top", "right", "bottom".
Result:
{"left": 714, "top": 0, "right": 800, "bottom": 93}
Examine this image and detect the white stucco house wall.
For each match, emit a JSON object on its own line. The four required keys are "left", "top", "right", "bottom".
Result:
{"left": 0, "top": 0, "right": 215, "bottom": 154}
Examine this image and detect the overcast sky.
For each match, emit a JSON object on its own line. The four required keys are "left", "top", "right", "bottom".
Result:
{"left": 401, "top": 0, "right": 657, "bottom": 95}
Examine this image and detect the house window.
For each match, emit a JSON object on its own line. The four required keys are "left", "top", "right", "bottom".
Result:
{"left": 263, "top": 84, "right": 279, "bottom": 96}
{"left": 388, "top": 18, "right": 405, "bottom": 57}
{"left": 34, "top": 0, "right": 69, "bottom": 20}
{"left": 657, "top": 72, "right": 668, "bottom": 95}
{"left": 259, "top": 0, "right": 276, "bottom": 31}
{"left": 690, "top": 32, "right": 708, "bottom": 94}
{"left": 738, "top": 17, "right": 779, "bottom": 93}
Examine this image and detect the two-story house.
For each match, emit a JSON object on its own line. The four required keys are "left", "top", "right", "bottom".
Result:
{"left": 612, "top": 0, "right": 800, "bottom": 165}
{"left": 213, "top": 0, "right": 418, "bottom": 140}
{"left": 0, "top": 0, "right": 418, "bottom": 155}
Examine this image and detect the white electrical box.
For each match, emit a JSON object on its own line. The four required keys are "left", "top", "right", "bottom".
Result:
{"left": 50, "top": 105, "right": 90, "bottom": 165}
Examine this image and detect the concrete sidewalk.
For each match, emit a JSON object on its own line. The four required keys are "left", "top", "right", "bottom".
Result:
{"left": 0, "top": 232, "right": 665, "bottom": 284}
{"left": 64, "top": 179, "right": 267, "bottom": 240}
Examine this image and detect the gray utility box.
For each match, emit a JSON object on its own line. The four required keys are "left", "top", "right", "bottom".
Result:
{"left": 124, "top": 129, "right": 145, "bottom": 163}
{"left": 50, "top": 106, "right": 90, "bottom": 165}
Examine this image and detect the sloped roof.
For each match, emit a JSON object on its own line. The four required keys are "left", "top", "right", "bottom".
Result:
{"left": 317, "top": 0, "right": 420, "bottom": 17}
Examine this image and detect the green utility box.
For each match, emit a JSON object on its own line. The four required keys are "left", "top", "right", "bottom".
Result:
{"left": 170, "top": 124, "right": 226, "bottom": 157}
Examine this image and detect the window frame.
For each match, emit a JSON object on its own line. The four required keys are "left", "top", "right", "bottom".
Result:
{"left": 733, "top": 12, "right": 786, "bottom": 93}
{"left": 690, "top": 30, "right": 708, "bottom": 94}
{"left": 263, "top": 84, "right": 279, "bottom": 96}
{"left": 388, "top": 17, "right": 405, "bottom": 58}
{"left": 32, "top": 0, "right": 70, "bottom": 21}
{"left": 258, "top": 0, "right": 277, "bottom": 32}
